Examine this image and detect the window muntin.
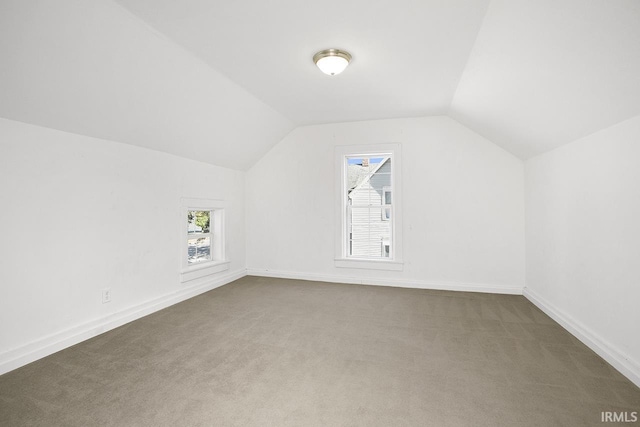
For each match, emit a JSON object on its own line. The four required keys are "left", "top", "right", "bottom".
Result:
{"left": 345, "top": 155, "right": 393, "bottom": 259}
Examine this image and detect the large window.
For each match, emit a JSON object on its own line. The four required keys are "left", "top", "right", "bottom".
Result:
{"left": 181, "top": 198, "right": 229, "bottom": 282}
{"left": 335, "top": 144, "right": 403, "bottom": 271}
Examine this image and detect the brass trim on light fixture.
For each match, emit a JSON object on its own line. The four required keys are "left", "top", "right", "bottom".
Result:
{"left": 313, "top": 49, "right": 352, "bottom": 65}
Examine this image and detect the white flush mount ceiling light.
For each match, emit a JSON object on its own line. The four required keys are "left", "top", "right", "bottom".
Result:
{"left": 313, "top": 49, "right": 352, "bottom": 76}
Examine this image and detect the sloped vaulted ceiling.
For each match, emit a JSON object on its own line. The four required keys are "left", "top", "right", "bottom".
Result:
{"left": 2, "top": 0, "right": 639, "bottom": 167}
{"left": 450, "top": 0, "right": 640, "bottom": 159}
{"left": 0, "top": 0, "right": 293, "bottom": 170}
{"left": 111, "top": 0, "right": 491, "bottom": 125}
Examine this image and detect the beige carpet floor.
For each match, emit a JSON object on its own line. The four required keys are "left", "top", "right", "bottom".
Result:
{"left": 0, "top": 276, "right": 638, "bottom": 426}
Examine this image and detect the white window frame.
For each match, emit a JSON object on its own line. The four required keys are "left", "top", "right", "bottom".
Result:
{"left": 180, "top": 198, "right": 229, "bottom": 283}
{"left": 334, "top": 144, "right": 403, "bottom": 271}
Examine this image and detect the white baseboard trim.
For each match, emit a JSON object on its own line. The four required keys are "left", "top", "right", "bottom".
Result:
{"left": 0, "top": 269, "right": 246, "bottom": 376}
{"left": 523, "top": 286, "right": 640, "bottom": 388}
{"left": 246, "top": 268, "right": 523, "bottom": 295}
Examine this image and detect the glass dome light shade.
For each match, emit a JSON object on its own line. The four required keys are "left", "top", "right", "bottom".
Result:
{"left": 313, "top": 49, "right": 352, "bottom": 76}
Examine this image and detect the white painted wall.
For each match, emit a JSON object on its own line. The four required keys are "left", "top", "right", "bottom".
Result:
{"left": 246, "top": 116, "right": 525, "bottom": 293}
{"left": 525, "top": 113, "right": 640, "bottom": 385}
{"left": 0, "top": 118, "right": 246, "bottom": 373}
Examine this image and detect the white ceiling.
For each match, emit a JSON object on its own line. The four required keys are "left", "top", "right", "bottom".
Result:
{"left": 112, "top": 0, "right": 491, "bottom": 125}
{"left": 450, "top": 0, "right": 640, "bottom": 159}
{"left": 0, "top": 0, "right": 293, "bottom": 170}
{"left": 2, "top": 0, "right": 639, "bottom": 168}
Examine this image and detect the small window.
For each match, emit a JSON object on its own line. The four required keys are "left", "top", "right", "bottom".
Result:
{"left": 181, "top": 198, "right": 229, "bottom": 283}
{"left": 187, "top": 210, "right": 212, "bottom": 264}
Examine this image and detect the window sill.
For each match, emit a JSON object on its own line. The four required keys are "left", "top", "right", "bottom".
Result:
{"left": 180, "top": 260, "right": 230, "bottom": 283}
{"left": 334, "top": 258, "right": 404, "bottom": 271}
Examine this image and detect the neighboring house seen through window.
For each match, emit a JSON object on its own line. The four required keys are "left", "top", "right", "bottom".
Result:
{"left": 346, "top": 155, "right": 393, "bottom": 259}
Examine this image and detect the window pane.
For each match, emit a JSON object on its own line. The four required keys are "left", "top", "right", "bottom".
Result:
{"left": 345, "top": 155, "right": 393, "bottom": 259}
{"left": 347, "top": 239, "right": 391, "bottom": 259}
{"left": 343, "top": 152, "right": 395, "bottom": 261}
{"left": 347, "top": 206, "right": 392, "bottom": 258}
{"left": 347, "top": 158, "right": 391, "bottom": 204}
{"left": 349, "top": 239, "right": 384, "bottom": 258}
{"left": 188, "top": 236, "right": 211, "bottom": 264}
{"left": 187, "top": 210, "right": 211, "bottom": 233}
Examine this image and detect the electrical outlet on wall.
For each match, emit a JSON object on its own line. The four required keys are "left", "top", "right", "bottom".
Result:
{"left": 102, "top": 288, "right": 111, "bottom": 304}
